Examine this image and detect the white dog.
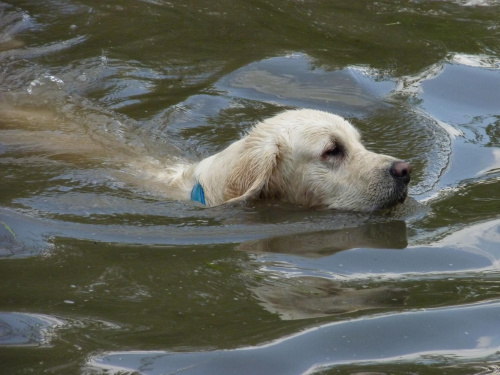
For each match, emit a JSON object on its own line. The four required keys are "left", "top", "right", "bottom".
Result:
{"left": 166, "top": 109, "right": 411, "bottom": 211}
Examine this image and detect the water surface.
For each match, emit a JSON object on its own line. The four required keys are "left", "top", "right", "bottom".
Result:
{"left": 0, "top": 0, "right": 500, "bottom": 374}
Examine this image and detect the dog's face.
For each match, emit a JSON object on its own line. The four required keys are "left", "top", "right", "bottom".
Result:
{"left": 197, "top": 109, "right": 411, "bottom": 211}
{"left": 215, "top": 109, "right": 411, "bottom": 211}
{"left": 273, "top": 111, "right": 411, "bottom": 211}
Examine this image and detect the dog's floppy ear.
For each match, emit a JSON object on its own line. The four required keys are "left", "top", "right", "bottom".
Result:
{"left": 223, "top": 131, "right": 281, "bottom": 204}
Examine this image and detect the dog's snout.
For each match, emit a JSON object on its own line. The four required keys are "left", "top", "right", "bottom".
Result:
{"left": 390, "top": 161, "right": 412, "bottom": 184}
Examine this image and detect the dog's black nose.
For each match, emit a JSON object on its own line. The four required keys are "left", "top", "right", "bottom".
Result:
{"left": 390, "top": 161, "right": 412, "bottom": 184}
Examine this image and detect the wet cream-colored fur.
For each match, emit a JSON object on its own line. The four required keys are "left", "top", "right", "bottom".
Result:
{"left": 168, "top": 109, "right": 409, "bottom": 211}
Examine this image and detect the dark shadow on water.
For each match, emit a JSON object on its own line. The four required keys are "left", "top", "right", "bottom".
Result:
{"left": 238, "top": 220, "right": 408, "bottom": 257}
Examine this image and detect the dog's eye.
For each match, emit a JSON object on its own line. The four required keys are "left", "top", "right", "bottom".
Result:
{"left": 322, "top": 146, "right": 344, "bottom": 159}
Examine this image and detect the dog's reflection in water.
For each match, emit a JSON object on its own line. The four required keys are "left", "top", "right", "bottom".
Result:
{"left": 241, "top": 220, "right": 408, "bottom": 320}
{"left": 253, "top": 276, "right": 407, "bottom": 320}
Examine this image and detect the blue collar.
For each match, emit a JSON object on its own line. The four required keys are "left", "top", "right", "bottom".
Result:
{"left": 191, "top": 182, "right": 206, "bottom": 205}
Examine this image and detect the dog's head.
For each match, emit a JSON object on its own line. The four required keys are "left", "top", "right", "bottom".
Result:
{"left": 199, "top": 109, "right": 411, "bottom": 211}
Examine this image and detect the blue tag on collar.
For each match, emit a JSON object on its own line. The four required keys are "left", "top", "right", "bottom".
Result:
{"left": 191, "top": 182, "right": 206, "bottom": 205}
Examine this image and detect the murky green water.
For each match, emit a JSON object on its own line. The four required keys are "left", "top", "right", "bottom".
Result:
{"left": 1, "top": 0, "right": 500, "bottom": 374}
